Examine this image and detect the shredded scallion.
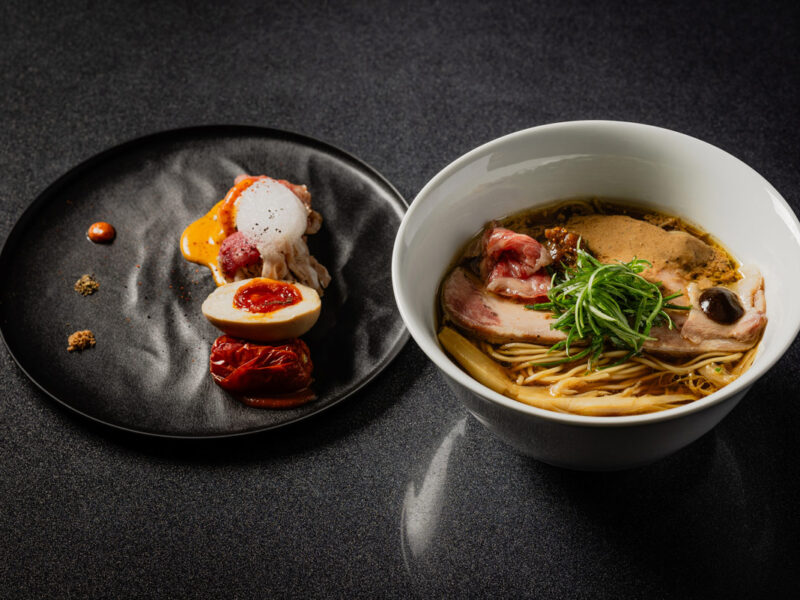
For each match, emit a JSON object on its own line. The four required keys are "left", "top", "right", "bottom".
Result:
{"left": 526, "top": 247, "right": 690, "bottom": 366}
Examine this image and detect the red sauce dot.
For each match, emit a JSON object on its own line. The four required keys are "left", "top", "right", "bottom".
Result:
{"left": 88, "top": 222, "right": 115, "bottom": 243}
{"left": 233, "top": 279, "right": 302, "bottom": 314}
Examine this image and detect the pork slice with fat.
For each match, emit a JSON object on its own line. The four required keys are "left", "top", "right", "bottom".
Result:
{"left": 682, "top": 265, "right": 765, "bottom": 343}
{"left": 643, "top": 325, "right": 756, "bottom": 356}
{"left": 480, "top": 227, "right": 552, "bottom": 301}
{"left": 441, "top": 267, "right": 565, "bottom": 344}
{"left": 644, "top": 265, "right": 766, "bottom": 356}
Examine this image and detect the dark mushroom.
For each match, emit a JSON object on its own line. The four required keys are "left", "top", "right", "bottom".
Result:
{"left": 699, "top": 287, "right": 745, "bottom": 325}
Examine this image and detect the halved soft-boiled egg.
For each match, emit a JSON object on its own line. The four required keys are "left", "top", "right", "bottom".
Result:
{"left": 202, "top": 277, "right": 320, "bottom": 342}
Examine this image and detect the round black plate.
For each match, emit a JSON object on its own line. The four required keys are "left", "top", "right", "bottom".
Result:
{"left": 0, "top": 126, "right": 408, "bottom": 437}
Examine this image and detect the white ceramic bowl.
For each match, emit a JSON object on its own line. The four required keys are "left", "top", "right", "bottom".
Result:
{"left": 392, "top": 120, "right": 800, "bottom": 470}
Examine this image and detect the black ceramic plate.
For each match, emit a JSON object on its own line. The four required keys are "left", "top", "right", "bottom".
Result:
{"left": 0, "top": 126, "right": 408, "bottom": 437}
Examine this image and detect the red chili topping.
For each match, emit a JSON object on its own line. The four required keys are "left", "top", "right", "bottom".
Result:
{"left": 87, "top": 221, "right": 115, "bottom": 243}
{"left": 209, "top": 335, "right": 315, "bottom": 407}
{"left": 233, "top": 279, "right": 302, "bottom": 314}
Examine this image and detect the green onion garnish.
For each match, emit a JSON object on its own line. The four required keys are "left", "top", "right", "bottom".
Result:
{"left": 527, "top": 246, "right": 690, "bottom": 366}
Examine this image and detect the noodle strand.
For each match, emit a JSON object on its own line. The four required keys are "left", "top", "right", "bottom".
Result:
{"left": 482, "top": 340, "right": 750, "bottom": 398}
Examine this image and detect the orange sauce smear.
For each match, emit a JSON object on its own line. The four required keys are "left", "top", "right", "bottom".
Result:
{"left": 179, "top": 176, "right": 260, "bottom": 286}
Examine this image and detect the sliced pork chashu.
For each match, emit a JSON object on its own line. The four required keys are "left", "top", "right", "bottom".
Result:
{"left": 441, "top": 267, "right": 566, "bottom": 345}
{"left": 441, "top": 214, "right": 767, "bottom": 355}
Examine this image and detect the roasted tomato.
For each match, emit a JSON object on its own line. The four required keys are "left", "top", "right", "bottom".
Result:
{"left": 209, "top": 335, "right": 315, "bottom": 408}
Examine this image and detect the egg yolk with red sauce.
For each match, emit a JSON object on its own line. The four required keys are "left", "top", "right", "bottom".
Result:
{"left": 233, "top": 279, "right": 303, "bottom": 314}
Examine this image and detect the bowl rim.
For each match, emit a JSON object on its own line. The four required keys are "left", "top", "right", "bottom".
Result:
{"left": 392, "top": 119, "right": 800, "bottom": 428}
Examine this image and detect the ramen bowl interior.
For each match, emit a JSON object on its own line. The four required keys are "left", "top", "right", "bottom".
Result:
{"left": 392, "top": 121, "right": 800, "bottom": 470}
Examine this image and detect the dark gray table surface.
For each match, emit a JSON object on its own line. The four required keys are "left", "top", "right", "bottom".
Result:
{"left": 2, "top": 1, "right": 799, "bottom": 598}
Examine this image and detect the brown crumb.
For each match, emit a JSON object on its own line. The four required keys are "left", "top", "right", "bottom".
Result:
{"left": 68, "top": 330, "right": 96, "bottom": 352}
{"left": 74, "top": 274, "right": 99, "bottom": 296}
{"left": 544, "top": 226, "right": 581, "bottom": 266}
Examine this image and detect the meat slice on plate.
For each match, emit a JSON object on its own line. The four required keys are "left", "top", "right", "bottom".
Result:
{"left": 218, "top": 231, "right": 262, "bottom": 279}
{"left": 441, "top": 267, "right": 565, "bottom": 345}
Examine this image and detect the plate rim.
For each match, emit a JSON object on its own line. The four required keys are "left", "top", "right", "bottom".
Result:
{"left": 0, "top": 124, "right": 410, "bottom": 439}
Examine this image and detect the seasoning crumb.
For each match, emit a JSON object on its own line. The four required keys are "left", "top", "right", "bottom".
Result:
{"left": 74, "top": 274, "right": 99, "bottom": 296}
{"left": 67, "top": 330, "right": 96, "bottom": 352}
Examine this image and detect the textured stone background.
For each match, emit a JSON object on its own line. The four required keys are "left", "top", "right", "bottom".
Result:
{"left": 2, "top": 1, "right": 799, "bottom": 597}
